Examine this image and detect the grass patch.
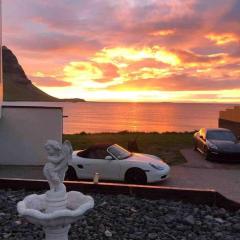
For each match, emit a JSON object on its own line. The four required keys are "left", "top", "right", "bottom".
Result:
{"left": 63, "top": 131, "right": 194, "bottom": 165}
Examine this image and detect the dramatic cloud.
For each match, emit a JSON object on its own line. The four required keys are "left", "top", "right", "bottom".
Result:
{"left": 206, "top": 33, "right": 239, "bottom": 45}
{"left": 63, "top": 61, "right": 119, "bottom": 86}
{"left": 2, "top": 0, "right": 240, "bottom": 102}
{"left": 107, "top": 74, "right": 240, "bottom": 91}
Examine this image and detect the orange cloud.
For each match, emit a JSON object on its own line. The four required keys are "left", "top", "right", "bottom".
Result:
{"left": 206, "top": 33, "right": 239, "bottom": 45}
{"left": 107, "top": 74, "right": 240, "bottom": 92}
{"left": 150, "top": 29, "right": 176, "bottom": 36}
{"left": 62, "top": 61, "right": 120, "bottom": 88}
{"left": 92, "top": 46, "right": 181, "bottom": 66}
{"left": 63, "top": 62, "right": 102, "bottom": 82}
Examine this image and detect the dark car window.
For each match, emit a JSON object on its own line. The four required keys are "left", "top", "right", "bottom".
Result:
{"left": 77, "top": 147, "right": 109, "bottom": 159}
{"left": 95, "top": 149, "right": 109, "bottom": 159}
{"left": 206, "top": 131, "right": 237, "bottom": 142}
{"left": 87, "top": 149, "right": 108, "bottom": 159}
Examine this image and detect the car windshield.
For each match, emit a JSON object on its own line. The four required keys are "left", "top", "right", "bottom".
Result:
{"left": 107, "top": 144, "right": 131, "bottom": 160}
{"left": 207, "top": 130, "right": 237, "bottom": 142}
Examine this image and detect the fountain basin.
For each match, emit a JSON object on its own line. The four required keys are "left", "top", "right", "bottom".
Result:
{"left": 17, "top": 191, "right": 94, "bottom": 227}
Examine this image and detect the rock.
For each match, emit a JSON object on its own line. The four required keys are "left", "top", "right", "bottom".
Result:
{"left": 130, "top": 207, "right": 137, "bottom": 212}
{"left": 2, "top": 46, "right": 31, "bottom": 85}
{"left": 99, "top": 224, "right": 105, "bottom": 233}
{"left": 193, "top": 207, "right": 199, "bottom": 214}
{"left": 184, "top": 215, "right": 195, "bottom": 225}
{"left": 176, "top": 224, "right": 189, "bottom": 231}
{"left": 147, "top": 233, "right": 158, "bottom": 239}
{"left": 236, "top": 209, "right": 240, "bottom": 216}
{"left": 217, "top": 208, "right": 227, "bottom": 216}
{"left": 214, "top": 232, "right": 223, "bottom": 238}
{"left": 205, "top": 215, "right": 213, "bottom": 221}
{"left": 1, "top": 189, "right": 240, "bottom": 240}
{"left": 104, "top": 229, "right": 113, "bottom": 237}
{"left": 214, "top": 217, "right": 224, "bottom": 223}
{"left": 195, "top": 220, "right": 202, "bottom": 226}
{"left": 164, "top": 214, "right": 175, "bottom": 223}
{"left": 3, "top": 233, "right": 12, "bottom": 239}
{"left": 232, "top": 223, "right": 240, "bottom": 232}
{"left": 2, "top": 46, "right": 58, "bottom": 101}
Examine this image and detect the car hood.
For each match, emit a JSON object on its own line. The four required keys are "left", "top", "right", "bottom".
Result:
{"left": 73, "top": 150, "right": 82, "bottom": 156}
{"left": 126, "top": 153, "right": 168, "bottom": 166}
{"left": 209, "top": 140, "right": 240, "bottom": 152}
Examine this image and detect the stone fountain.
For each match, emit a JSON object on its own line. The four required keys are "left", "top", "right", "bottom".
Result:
{"left": 17, "top": 140, "right": 94, "bottom": 240}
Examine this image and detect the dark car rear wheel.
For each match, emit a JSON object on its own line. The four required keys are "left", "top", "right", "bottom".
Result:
{"left": 193, "top": 139, "right": 198, "bottom": 151}
{"left": 193, "top": 143, "right": 198, "bottom": 151}
{"left": 65, "top": 166, "right": 77, "bottom": 180}
{"left": 125, "top": 168, "right": 147, "bottom": 184}
{"left": 204, "top": 147, "right": 212, "bottom": 161}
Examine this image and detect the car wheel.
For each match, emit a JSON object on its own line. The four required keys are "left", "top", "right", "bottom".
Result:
{"left": 65, "top": 166, "right": 77, "bottom": 180}
{"left": 204, "top": 147, "right": 211, "bottom": 161}
{"left": 125, "top": 168, "right": 147, "bottom": 184}
{"left": 193, "top": 139, "right": 198, "bottom": 151}
{"left": 193, "top": 143, "right": 198, "bottom": 151}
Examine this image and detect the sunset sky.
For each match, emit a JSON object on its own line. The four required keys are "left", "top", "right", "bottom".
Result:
{"left": 2, "top": 0, "right": 240, "bottom": 102}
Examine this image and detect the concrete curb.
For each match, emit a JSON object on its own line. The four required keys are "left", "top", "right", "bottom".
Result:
{"left": 0, "top": 178, "right": 239, "bottom": 211}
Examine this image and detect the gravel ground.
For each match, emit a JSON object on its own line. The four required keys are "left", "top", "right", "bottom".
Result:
{"left": 1, "top": 189, "right": 240, "bottom": 240}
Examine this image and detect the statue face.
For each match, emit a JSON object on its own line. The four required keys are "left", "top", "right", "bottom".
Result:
{"left": 45, "top": 145, "right": 57, "bottom": 156}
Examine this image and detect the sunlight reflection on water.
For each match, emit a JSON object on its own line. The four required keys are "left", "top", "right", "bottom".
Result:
{"left": 62, "top": 102, "right": 236, "bottom": 134}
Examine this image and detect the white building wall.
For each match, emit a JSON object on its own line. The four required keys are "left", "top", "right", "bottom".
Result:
{"left": 0, "top": 106, "right": 63, "bottom": 165}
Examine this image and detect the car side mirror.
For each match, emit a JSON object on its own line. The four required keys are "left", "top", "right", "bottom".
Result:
{"left": 105, "top": 155, "right": 113, "bottom": 160}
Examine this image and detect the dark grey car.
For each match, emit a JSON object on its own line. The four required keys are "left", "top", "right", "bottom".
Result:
{"left": 193, "top": 128, "right": 240, "bottom": 161}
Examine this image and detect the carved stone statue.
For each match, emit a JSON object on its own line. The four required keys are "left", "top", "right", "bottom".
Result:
{"left": 43, "top": 140, "right": 73, "bottom": 192}
{"left": 17, "top": 139, "right": 94, "bottom": 240}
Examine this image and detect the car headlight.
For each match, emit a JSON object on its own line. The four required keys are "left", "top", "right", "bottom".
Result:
{"left": 206, "top": 140, "right": 218, "bottom": 150}
{"left": 149, "top": 163, "right": 165, "bottom": 171}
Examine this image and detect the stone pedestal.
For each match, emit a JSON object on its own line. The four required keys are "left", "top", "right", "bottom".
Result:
{"left": 46, "top": 184, "right": 67, "bottom": 213}
{"left": 44, "top": 184, "right": 69, "bottom": 240}
{"left": 45, "top": 225, "right": 70, "bottom": 240}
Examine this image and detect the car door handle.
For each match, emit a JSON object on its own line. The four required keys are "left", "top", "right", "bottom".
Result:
{"left": 77, "top": 164, "right": 84, "bottom": 169}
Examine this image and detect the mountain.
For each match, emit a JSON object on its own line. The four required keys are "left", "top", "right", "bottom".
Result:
{"left": 2, "top": 46, "right": 85, "bottom": 102}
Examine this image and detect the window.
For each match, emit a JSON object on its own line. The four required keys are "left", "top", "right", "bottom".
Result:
{"left": 88, "top": 148, "right": 108, "bottom": 159}
{"left": 207, "top": 131, "right": 236, "bottom": 142}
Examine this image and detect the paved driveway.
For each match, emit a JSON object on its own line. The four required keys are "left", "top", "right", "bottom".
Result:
{"left": 161, "top": 149, "right": 240, "bottom": 203}
{"left": 0, "top": 149, "right": 240, "bottom": 203}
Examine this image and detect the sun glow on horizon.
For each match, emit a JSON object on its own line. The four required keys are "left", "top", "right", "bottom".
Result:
{"left": 39, "top": 84, "right": 240, "bottom": 103}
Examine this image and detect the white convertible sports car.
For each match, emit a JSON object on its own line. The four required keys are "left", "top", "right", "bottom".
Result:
{"left": 66, "top": 143, "right": 170, "bottom": 184}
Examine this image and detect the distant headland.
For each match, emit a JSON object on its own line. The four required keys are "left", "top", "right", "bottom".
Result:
{"left": 2, "top": 46, "right": 85, "bottom": 102}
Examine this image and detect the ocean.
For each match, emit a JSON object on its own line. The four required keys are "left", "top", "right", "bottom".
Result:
{"left": 62, "top": 102, "right": 237, "bottom": 134}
